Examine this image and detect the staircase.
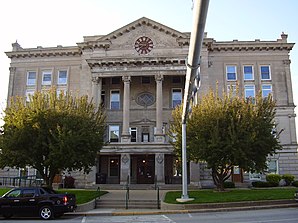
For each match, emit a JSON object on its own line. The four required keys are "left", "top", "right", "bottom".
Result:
{"left": 95, "top": 189, "right": 162, "bottom": 209}
{"left": 96, "top": 199, "right": 159, "bottom": 209}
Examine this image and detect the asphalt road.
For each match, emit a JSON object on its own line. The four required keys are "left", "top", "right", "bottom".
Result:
{"left": 1, "top": 208, "right": 298, "bottom": 223}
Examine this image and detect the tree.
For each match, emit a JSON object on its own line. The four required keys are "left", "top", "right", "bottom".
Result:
{"left": 0, "top": 89, "right": 105, "bottom": 187}
{"left": 169, "top": 89, "right": 282, "bottom": 191}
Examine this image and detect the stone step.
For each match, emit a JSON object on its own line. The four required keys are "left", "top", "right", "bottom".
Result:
{"left": 96, "top": 199, "right": 160, "bottom": 209}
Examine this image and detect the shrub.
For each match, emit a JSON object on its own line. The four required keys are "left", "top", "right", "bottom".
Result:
{"left": 282, "top": 174, "right": 295, "bottom": 186}
{"left": 64, "top": 176, "right": 75, "bottom": 188}
{"left": 292, "top": 181, "right": 298, "bottom": 187}
{"left": 224, "top": 181, "right": 235, "bottom": 188}
{"left": 251, "top": 181, "right": 278, "bottom": 187}
{"left": 266, "top": 174, "right": 282, "bottom": 185}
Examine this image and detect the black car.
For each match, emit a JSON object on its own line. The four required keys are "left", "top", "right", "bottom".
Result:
{"left": 0, "top": 187, "right": 76, "bottom": 220}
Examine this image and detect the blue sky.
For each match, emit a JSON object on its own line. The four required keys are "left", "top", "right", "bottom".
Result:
{"left": 0, "top": 0, "right": 297, "bottom": 136}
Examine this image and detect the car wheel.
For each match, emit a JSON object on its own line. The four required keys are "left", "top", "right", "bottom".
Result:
{"left": 39, "top": 206, "right": 53, "bottom": 220}
{"left": 3, "top": 213, "right": 13, "bottom": 219}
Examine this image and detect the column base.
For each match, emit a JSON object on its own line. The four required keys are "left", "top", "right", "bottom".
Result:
{"left": 154, "top": 134, "right": 165, "bottom": 143}
{"left": 121, "top": 134, "right": 131, "bottom": 143}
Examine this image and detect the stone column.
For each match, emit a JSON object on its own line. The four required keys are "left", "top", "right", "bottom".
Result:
{"left": 154, "top": 74, "right": 165, "bottom": 142}
{"left": 190, "top": 161, "right": 201, "bottom": 188}
{"left": 91, "top": 77, "right": 99, "bottom": 106}
{"left": 7, "top": 67, "right": 16, "bottom": 106}
{"left": 283, "top": 59, "right": 294, "bottom": 106}
{"left": 97, "top": 78, "right": 102, "bottom": 107}
{"left": 121, "top": 76, "right": 131, "bottom": 143}
{"left": 120, "top": 153, "right": 131, "bottom": 185}
{"left": 155, "top": 153, "right": 165, "bottom": 184}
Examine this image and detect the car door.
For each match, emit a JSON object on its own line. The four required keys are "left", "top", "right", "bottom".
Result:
{"left": 19, "top": 188, "right": 39, "bottom": 215}
{"left": 0, "top": 188, "right": 22, "bottom": 215}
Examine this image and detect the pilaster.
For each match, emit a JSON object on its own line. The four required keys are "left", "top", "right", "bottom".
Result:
{"left": 121, "top": 75, "right": 131, "bottom": 143}
{"left": 154, "top": 74, "right": 165, "bottom": 143}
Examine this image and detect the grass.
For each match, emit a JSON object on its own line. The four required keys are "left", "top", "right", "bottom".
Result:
{"left": 164, "top": 188, "right": 297, "bottom": 204}
{"left": 0, "top": 188, "right": 107, "bottom": 205}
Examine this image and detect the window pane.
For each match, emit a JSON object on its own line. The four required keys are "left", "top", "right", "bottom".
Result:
{"left": 245, "top": 85, "right": 255, "bottom": 98}
{"left": 262, "top": 85, "right": 272, "bottom": 97}
{"left": 42, "top": 72, "right": 52, "bottom": 85}
{"left": 172, "top": 89, "right": 182, "bottom": 108}
{"left": 261, "top": 66, "right": 270, "bottom": 80}
{"left": 226, "top": 66, "right": 237, "bottom": 80}
{"left": 109, "top": 125, "right": 119, "bottom": 142}
{"left": 244, "top": 66, "right": 253, "bottom": 80}
{"left": 27, "top": 71, "right": 36, "bottom": 85}
{"left": 58, "top": 70, "right": 67, "bottom": 84}
{"left": 110, "top": 91, "right": 120, "bottom": 110}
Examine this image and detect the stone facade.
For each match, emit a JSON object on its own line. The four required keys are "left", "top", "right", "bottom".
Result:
{"left": 3, "top": 17, "right": 297, "bottom": 188}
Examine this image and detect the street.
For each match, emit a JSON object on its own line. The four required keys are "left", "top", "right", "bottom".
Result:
{"left": 1, "top": 208, "right": 298, "bottom": 223}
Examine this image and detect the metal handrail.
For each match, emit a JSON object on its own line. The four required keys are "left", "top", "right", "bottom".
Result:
{"left": 157, "top": 186, "right": 161, "bottom": 209}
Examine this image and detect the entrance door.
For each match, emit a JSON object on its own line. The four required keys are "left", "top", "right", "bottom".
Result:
{"left": 232, "top": 166, "right": 243, "bottom": 183}
{"left": 137, "top": 155, "right": 155, "bottom": 184}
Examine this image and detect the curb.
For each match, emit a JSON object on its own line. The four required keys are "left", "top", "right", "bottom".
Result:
{"left": 67, "top": 200, "right": 298, "bottom": 217}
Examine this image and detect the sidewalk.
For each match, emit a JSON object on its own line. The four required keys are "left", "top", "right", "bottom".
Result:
{"left": 67, "top": 189, "right": 298, "bottom": 217}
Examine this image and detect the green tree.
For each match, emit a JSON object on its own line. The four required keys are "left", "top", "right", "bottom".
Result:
{"left": 0, "top": 89, "right": 105, "bottom": 187}
{"left": 169, "top": 89, "right": 281, "bottom": 191}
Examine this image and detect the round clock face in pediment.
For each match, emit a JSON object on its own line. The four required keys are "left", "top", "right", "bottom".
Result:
{"left": 134, "top": 36, "right": 153, "bottom": 54}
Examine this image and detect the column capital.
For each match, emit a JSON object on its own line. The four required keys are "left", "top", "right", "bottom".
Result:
{"left": 155, "top": 74, "right": 163, "bottom": 82}
{"left": 91, "top": 76, "right": 100, "bottom": 84}
{"left": 9, "top": 67, "right": 16, "bottom": 73}
{"left": 122, "top": 75, "right": 131, "bottom": 82}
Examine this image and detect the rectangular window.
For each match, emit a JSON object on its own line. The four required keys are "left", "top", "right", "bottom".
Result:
{"left": 244, "top": 85, "right": 255, "bottom": 98}
{"left": 227, "top": 85, "right": 237, "bottom": 97}
{"left": 267, "top": 160, "right": 278, "bottom": 174}
{"left": 42, "top": 71, "right": 52, "bottom": 85}
{"left": 56, "top": 89, "right": 67, "bottom": 96}
{"left": 260, "top": 65, "right": 271, "bottom": 80}
{"left": 130, "top": 127, "right": 137, "bottom": 142}
{"left": 27, "top": 71, "right": 36, "bottom": 86}
{"left": 110, "top": 90, "right": 120, "bottom": 110}
{"left": 109, "top": 125, "right": 120, "bottom": 142}
{"left": 243, "top": 65, "right": 254, "bottom": 80}
{"left": 262, "top": 84, "right": 272, "bottom": 98}
{"left": 58, "top": 70, "right": 67, "bottom": 85}
{"left": 26, "top": 89, "right": 35, "bottom": 102}
{"left": 172, "top": 89, "right": 182, "bottom": 108}
{"left": 101, "top": 90, "right": 105, "bottom": 108}
{"left": 142, "top": 133, "right": 149, "bottom": 142}
{"left": 141, "top": 76, "right": 150, "bottom": 84}
{"left": 226, "top": 65, "right": 237, "bottom": 81}
{"left": 109, "top": 157, "right": 119, "bottom": 177}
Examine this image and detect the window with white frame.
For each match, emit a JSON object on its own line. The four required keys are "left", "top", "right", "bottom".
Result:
{"left": 130, "top": 127, "right": 137, "bottom": 142}
{"left": 226, "top": 65, "right": 237, "bottom": 81}
{"left": 172, "top": 88, "right": 182, "bottom": 108}
{"left": 109, "top": 125, "right": 120, "bottom": 142}
{"left": 56, "top": 89, "right": 67, "bottom": 96}
{"left": 260, "top": 65, "right": 271, "bottom": 80}
{"left": 27, "top": 71, "right": 37, "bottom": 86}
{"left": 42, "top": 70, "right": 52, "bottom": 86}
{"left": 58, "top": 70, "right": 67, "bottom": 85}
{"left": 262, "top": 84, "right": 272, "bottom": 98}
{"left": 227, "top": 84, "right": 237, "bottom": 97}
{"left": 243, "top": 65, "right": 254, "bottom": 80}
{"left": 26, "top": 89, "right": 35, "bottom": 102}
{"left": 267, "top": 160, "right": 278, "bottom": 174}
{"left": 110, "top": 90, "right": 120, "bottom": 110}
{"left": 244, "top": 85, "right": 255, "bottom": 98}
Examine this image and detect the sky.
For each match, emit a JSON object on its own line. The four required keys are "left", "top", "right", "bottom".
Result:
{"left": 0, "top": 0, "right": 297, "bottom": 137}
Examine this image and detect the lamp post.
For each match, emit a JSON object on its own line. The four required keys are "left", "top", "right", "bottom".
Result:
{"left": 176, "top": 0, "right": 210, "bottom": 202}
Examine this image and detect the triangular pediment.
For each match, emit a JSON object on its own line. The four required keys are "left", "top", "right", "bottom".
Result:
{"left": 98, "top": 17, "right": 189, "bottom": 42}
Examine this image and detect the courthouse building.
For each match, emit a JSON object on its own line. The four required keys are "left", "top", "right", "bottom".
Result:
{"left": 4, "top": 17, "right": 298, "bottom": 188}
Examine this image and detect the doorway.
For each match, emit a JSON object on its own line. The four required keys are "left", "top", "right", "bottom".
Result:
{"left": 131, "top": 155, "right": 155, "bottom": 184}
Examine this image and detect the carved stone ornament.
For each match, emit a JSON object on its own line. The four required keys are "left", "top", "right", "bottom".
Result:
{"left": 156, "top": 154, "right": 164, "bottom": 164}
{"left": 136, "top": 92, "right": 155, "bottom": 107}
{"left": 122, "top": 154, "right": 129, "bottom": 164}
